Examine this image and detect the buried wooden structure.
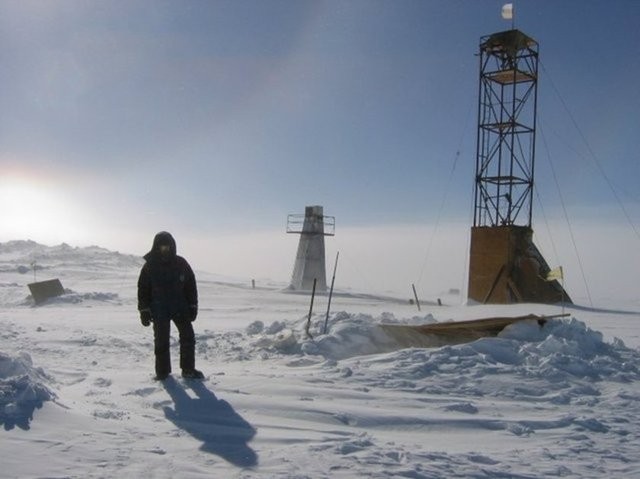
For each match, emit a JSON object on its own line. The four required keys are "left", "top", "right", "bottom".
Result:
{"left": 380, "top": 313, "right": 569, "bottom": 348}
{"left": 468, "top": 226, "right": 571, "bottom": 304}
{"left": 28, "top": 279, "right": 65, "bottom": 305}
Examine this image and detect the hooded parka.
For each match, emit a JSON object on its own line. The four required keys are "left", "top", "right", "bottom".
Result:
{"left": 137, "top": 231, "right": 199, "bottom": 377}
{"left": 137, "top": 231, "right": 197, "bottom": 322}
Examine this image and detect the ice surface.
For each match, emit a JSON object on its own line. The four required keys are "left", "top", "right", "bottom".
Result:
{"left": 1, "top": 240, "right": 639, "bottom": 478}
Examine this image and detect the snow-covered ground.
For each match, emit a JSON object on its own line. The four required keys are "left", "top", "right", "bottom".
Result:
{"left": 1, "top": 240, "right": 639, "bottom": 478}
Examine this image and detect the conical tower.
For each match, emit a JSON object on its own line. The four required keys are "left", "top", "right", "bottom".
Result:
{"left": 287, "top": 205, "right": 335, "bottom": 291}
{"left": 468, "top": 29, "right": 571, "bottom": 304}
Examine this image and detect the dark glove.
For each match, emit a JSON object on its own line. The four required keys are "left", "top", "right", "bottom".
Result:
{"left": 140, "top": 310, "right": 152, "bottom": 327}
{"left": 189, "top": 305, "right": 198, "bottom": 322}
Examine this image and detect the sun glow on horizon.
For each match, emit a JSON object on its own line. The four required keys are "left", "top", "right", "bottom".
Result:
{"left": 0, "top": 173, "right": 92, "bottom": 245}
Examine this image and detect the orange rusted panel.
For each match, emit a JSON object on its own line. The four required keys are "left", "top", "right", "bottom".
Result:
{"left": 468, "top": 226, "right": 570, "bottom": 304}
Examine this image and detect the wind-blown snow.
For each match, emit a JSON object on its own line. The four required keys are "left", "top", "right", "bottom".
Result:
{"left": 1, "top": 240, "right": 639, "bottom": 478}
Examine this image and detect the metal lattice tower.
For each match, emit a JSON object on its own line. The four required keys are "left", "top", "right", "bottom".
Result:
{"left": 473, "top": 30, "right": 539, "bottom": 228}
{"left": 467, "top": 29, "right": 569, "bottom": 305}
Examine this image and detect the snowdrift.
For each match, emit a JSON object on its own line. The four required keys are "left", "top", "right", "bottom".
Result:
{"left": 0, "top": 351, "right": 55, "bottom": 430}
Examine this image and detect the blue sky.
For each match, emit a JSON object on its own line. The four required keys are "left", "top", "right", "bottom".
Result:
{"left": 1, "top": 0, "right": 639, "bottom": 298}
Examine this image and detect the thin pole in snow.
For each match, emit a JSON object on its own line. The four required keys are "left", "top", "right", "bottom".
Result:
{"left": 412, "top": 283, "right": 421, "bottom": 312}
{"left": 560, "top": 267, "right": 566, "bottom": 317}
{"left": 323, "top": 251, "right": 339, "bottom": 335}
{"left": 305, "top": 278, "right": 317, "bottom": 339}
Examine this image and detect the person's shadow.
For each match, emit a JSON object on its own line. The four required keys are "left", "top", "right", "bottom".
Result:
{"left": 162, "top": 377, "right": 258, "bottom": 467}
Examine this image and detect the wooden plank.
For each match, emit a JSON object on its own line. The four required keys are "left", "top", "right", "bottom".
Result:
{"left": 379, "top": 314, "right": 569, "bottom": 348}
{"left": 487, "top": 69, "right": 535, "bottom": 84}
{"left": 28, "top": 279, "right": 65, "bottom": 305}
{"left": 483, "top": 263, "right": 506, "bottom": 304}
{"left": 506, "top": 278, "right": 524, "bottom": 302}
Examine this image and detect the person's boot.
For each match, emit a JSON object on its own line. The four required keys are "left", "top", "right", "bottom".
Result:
{"left": 181, "top": 369, "right": 204, "bottom": 379}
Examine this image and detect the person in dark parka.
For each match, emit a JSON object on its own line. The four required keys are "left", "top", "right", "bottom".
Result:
{"left": 137, "top": 231, "right": 203, "bottom": 380}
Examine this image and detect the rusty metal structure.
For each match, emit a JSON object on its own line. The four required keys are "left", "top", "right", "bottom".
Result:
{"left": 474, "top": 29, "right": 538, "bottom": 228}
{"left": 468, "top": 29, "right": 570, "bottom": 304}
